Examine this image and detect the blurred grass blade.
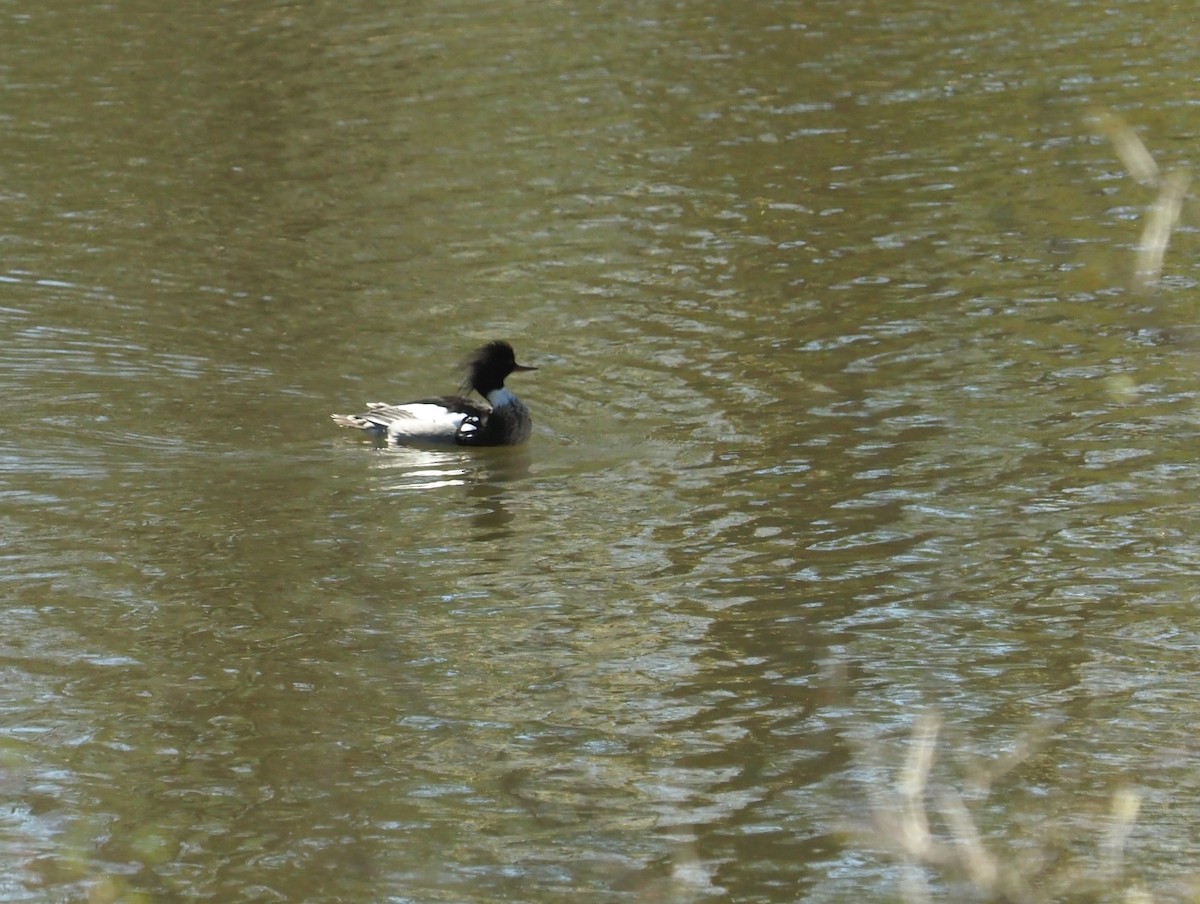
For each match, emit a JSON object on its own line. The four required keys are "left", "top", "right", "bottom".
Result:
{"left": 1134, "top": 168, "right": 1189, "bottom": 291}
{"left": 1088, "top": 109, "right": 1160, "bottom": 187}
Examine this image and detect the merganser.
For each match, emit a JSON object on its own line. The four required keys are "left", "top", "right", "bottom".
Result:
{"left": 331, "top": 340, "right": 537, "bottom": 446}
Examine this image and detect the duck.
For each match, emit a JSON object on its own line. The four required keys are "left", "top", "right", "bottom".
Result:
{"left": 331, "top": 340, "right": 537, "bottom": 446}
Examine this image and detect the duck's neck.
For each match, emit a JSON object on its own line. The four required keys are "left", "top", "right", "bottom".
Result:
{"left": 486, "top": 387, "right": 517, "bottom": 408}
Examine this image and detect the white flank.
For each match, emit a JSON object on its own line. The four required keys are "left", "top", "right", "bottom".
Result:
{"left": 382, "top": 403, "right": 469, "bottom": 440}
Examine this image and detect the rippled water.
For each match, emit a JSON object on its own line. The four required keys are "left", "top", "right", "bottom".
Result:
{"left": 4, "top": 0, "right": 1200, "bottom": 901}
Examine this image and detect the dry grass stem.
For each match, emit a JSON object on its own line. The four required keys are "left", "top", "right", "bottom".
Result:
{"left": 1087, "top": 108, "right": 1191, "bottom": 293}
{"left": 858, "top": 715, "right": 1154, "bottom": 903}
{"left": 936, "top": 789, "right": 998, "bottom": 891}
{"left": 964, "top": 718, "right": 1058, "bottom": 796}
{"left": 1134, "top": 169, "right": 1189, "bottom": 291}
{"left": 1088, "top": 109, "right": 1160, "bottom": 188}
{"left": 1099, "top": 786, "right": 1142, "bottom": 884}
{"left": 895, "top": 713, "right": 938, "bottom": 859}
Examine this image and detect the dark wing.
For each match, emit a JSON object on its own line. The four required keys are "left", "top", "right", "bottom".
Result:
{"left": 408, "top": 395, "right": 492, "bottom": 417}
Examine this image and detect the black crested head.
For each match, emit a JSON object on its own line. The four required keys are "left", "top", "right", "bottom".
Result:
{"left": 462, "top": 340, "right": 537, "bottom": 397}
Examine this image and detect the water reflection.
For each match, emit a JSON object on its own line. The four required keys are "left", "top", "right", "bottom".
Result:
{"left": 357, "top": 444, "right": 525, "bottom": 491}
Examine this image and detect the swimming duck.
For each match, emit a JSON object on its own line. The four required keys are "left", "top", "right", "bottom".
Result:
{"left": 331, "top": 340, "right": 536, "bottom": 446}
